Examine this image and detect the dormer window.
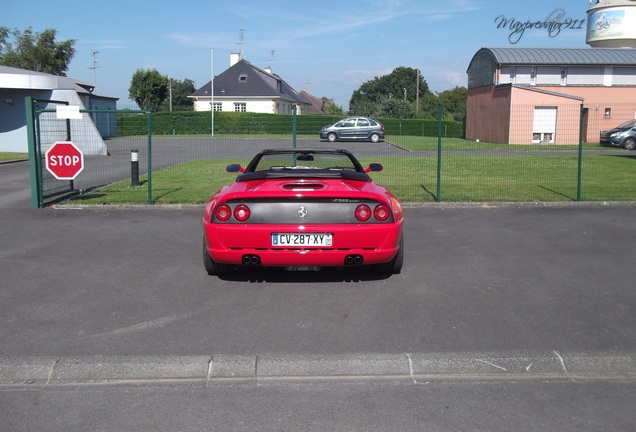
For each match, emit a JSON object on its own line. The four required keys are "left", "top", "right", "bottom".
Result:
{"left": 239, "top": 74, "right": 247, "bottom": 82}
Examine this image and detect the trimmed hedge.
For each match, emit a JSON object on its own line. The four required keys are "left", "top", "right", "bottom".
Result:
{"left": 117, "top": 111, "right": 463, "bottom": 138}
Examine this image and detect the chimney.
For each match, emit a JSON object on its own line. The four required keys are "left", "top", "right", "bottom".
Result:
{"left": 230, "top": 52, "right": 241, "bottom": 66}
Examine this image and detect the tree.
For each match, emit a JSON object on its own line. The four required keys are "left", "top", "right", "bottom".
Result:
{"left": 419, "top": 92, "right": 442, "bottom": 119}
{"left": 0, "top": 27, "right": 76, "bottom": 76}
{"left": 159, "top": 78, "right": 196, "bottom": 111}
{"left": 437, "top": 86, "right": 467, "bottom": 121}
{"left": 349, "top": 66, "right": 431, "bottom": 118}
{"left": 129, "top": 68, "right": 169, "bottom": 111}
{"left": 381, "top": 98, "right": 415, "bottom": 119}
{"left": 321, "top": 97, "right": 345, "bottom": 115}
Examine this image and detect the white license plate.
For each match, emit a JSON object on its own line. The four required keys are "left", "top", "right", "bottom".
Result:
{"left": 272, "top": 233, "right": 332, "bottom": 247}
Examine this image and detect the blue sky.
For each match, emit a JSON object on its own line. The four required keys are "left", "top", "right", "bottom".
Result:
{"left": 4, "top": 0, "right": 591, "bottom": 109}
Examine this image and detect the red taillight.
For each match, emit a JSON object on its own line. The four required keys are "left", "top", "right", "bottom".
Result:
{"left": 374, "top": 204, "right": 391, "bottom": 221}
{"left": 355, "top": 204, "right": 372, "bottom": 222}
{"left": 233, "top": 204, "right": 251, "bottom": 222}
{"left": 215, "top": 204, "right": 232, "bottom": 221}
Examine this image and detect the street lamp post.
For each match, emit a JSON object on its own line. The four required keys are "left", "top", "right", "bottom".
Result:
{"left": 210, "top": 48, "right": 214, "bottom": 138}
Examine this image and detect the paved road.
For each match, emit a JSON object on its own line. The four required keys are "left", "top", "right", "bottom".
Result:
{"left": 1, "top": 159, "right": 635, "bottom": 431}
{"left": 0, "top": 160, "right": 31, "bottom": 208}
{"left": 1, "top": 203, "right": 635, "bottom": 356}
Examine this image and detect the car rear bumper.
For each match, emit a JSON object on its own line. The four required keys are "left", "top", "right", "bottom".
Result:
{"left": 204, "top": 222, "right": 402, "bottom": 267}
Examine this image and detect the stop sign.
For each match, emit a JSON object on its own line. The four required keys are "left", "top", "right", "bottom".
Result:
{"left": 45, "top": 141, "right": 84, "bottom": 180}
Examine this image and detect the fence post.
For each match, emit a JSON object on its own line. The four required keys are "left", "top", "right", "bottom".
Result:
{"left": 147, "top": 110, "right": 153, "bottom": 205}
{"left": 292, "top": 105, "right": 297, "bottom": 149}
{"left": 25, "top": 97, "right": 41, "bottom": 208}
{"left": 577, "top": 104, "right": 584, "bottom": 202}
{"left": 34, "top": 102, "right": 45, "bottom": 208}
{"left": 436, "top": 104, "right": 443, "bottom": 202}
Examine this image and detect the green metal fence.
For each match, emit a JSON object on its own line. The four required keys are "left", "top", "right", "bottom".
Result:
{"left": 27, "top": 103, "right": 635, "bottom": 207}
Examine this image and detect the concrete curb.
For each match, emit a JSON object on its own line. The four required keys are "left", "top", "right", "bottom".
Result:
{"left": 1, "top": 351, "right": 634, "bottom": 385}
{"left": 50, "top": 201, "right": 636, "bottom": 210}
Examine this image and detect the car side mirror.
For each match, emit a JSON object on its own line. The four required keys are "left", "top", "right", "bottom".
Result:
{"left": 226, "top": 164, "right": 245, "bottom": 173}
{"left": 364, "top": 163, "right": 383, "bottom": 173}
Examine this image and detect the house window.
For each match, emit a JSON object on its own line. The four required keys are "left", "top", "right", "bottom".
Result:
{"left": 234, "top": 103, "right": 246, "bottom": 112}
{"left": 536, "top": 66, "right": 561, "bottom": 85}
{"left": 532, "top": 106, "right": 557, "bottom": 144}
{"left": 515, "top": 66, "right": 533, "bottom": 85}
{"left": 213, "top": 103, "right": 222, "bottom": 111}
{"left": 561, "top": 68, "right": 567, "bottom": 86}
{"left": 604, "top": 107, "right": 612, "bottom": 118}
{"left": 239, "top": 74, "right": 247, "bottom": 82}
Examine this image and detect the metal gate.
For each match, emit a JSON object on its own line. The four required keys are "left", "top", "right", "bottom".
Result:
{"left": 26, "top": 97, "right": 148, "bottom": 207}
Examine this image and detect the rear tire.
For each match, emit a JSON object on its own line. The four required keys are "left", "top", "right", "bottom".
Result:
{"left": 376, "top": 233, "right": 403, "bottom": 274}
{"left": 203, "top": 236, "right": 232, "bottom": 276}
{"left": 624, "top": 138, "right": 636, "bottom": 150}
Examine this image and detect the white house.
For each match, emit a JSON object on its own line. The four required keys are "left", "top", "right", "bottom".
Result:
{"left": 189, "top": 53, "right": 310, "bottom": 114}
{"left": 0, "top": 65, "right": 116, "bottom": 154}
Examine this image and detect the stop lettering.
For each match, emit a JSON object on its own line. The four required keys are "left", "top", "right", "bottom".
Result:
{"left": 45, "top": 141, "right": 84, "bottom": 180}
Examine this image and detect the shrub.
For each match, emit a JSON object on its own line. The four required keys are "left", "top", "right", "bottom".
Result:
{"left": 117, "top": 111, "right": 463, "bottom": 138}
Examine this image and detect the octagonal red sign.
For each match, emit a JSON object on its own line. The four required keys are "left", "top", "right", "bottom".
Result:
{"left": 45, "top": 141, "right": 84, "bottom": 180}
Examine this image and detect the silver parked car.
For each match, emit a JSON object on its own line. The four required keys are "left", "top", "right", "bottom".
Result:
{"left": 600, "top": 120, "right": 636, "bottom": 150}
{"left": 320, "top": 117, "right": 385, "bottom": 143}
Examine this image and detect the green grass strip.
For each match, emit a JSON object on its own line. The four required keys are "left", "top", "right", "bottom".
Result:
{"left": 69, "top": 154, "right": 635, "bottom": 205}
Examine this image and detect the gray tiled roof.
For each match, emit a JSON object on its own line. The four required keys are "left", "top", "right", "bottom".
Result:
{"left": 299, "top": 89, "right": 326, "bottom": 114}
{"left": 482, "top": 47, "right": 636, "bottom": 65}
{"left": 191, "top": 59, "right": 309, "bottom": 105}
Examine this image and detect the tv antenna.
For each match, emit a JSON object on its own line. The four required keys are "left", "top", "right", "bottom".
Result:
{"left": 88, "top": 50, "right": 101, "bottom": 87}
{"left": 237, "top": 29, "right": 245, "bottom": 58}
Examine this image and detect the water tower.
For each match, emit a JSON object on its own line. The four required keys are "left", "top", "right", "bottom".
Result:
{"left": 587, "top": 0, "right": 636, "bottom": 47}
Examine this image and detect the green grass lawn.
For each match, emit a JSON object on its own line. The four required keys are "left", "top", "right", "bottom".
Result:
{"left": 5, "top": 138, "right": 632, "bottom": 205}
{"left": 69, "top": 153, "right": 636, "bottom": 205}
{"left": 388, "top": 135, "right": 605, "bottom": 152}
{"left": 0, "top": 152, "right": 28, "bottom": 162}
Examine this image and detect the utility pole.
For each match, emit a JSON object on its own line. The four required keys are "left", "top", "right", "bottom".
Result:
{"left": 168, "top": 77, "right": 172, "bottom": 112}
{"left": 416, "top": 68, "right": 420, "bottom": 113}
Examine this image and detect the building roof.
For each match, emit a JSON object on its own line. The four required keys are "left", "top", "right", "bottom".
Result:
{"left": 499, "top": 83, "right": 585, "bottom": 101}
{"left": 299, "top": 89, "right": 326, "bottom": 114}
{"left": 190, "top": 59, "right": 309, "bottom": 105}
{"left": 0, "top": 65, "right": 96, "bottom": 94}
{"left": 475, "top": 47, "right": 636, "bottom": 67}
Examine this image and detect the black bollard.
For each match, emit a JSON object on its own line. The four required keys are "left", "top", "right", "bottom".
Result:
{"left": 131, "top": 149, "right": 140, "bottom": 187}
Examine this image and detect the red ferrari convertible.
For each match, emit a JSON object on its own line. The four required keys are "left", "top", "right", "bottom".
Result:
{"left": 202, "top": 149, "right": 404, "bottom": 275}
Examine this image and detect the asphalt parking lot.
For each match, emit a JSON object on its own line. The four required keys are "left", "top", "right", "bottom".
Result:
{"left": 1, "top": 159, "right": 635, "bottom": 431}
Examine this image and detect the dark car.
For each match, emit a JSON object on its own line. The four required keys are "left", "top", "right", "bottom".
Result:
{"left": 600, "top": 120, "right": 636, "bottom": 150}
{"left": 320, "top": 117, "right": 385, "bottom": 143}
{"left": 202, "top": 149, "right": 404, "bottom": 276}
